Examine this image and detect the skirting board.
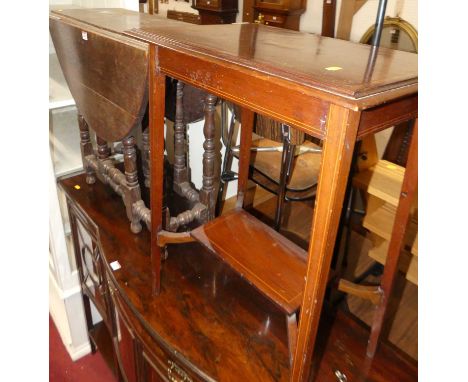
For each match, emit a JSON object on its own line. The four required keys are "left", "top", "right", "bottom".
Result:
{"left": 49, "top": 270, "right": 91, "bottom": 361}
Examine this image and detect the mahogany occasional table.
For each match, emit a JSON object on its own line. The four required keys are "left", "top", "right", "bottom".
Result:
{"left": 126, "top": 23, "right": 417, "bottom": 381}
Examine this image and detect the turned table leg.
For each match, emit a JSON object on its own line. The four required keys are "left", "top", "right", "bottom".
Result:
{"left": 199, "top": 93, "right": 219, "bottom": 221}
{"left": 78, "top": 114, "right": 95, "bottom": 185}
{"left": 173, "top": 81, "right": 189, "bottom": 194}
{"left": 123, "top": 135, "right": 143, "bottom": 234}
{"left": 96, "top": 136, "right": 111, "bottom": 160}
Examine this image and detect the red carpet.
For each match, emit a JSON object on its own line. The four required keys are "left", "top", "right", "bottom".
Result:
{"left": 49, "top": 316, "right": 116, "bottom": 382}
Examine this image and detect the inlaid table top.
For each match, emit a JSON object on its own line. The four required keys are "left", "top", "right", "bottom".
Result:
{"left": 125, "top": 22, "right": 417, "bottom": 108}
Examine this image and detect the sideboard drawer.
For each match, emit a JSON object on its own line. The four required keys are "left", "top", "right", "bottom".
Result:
{"left": 142, "top": 346, "right": 201, "bottom": 382}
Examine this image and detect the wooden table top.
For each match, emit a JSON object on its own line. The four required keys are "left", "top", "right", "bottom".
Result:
{"left": 50, "top": 8, "right": 180, "bottom": 34}
{"left": 50, "top": 8, "right": 417, "bottom": 108}
{"left": 126, "top": 22, "right": 417, "bottom": 106}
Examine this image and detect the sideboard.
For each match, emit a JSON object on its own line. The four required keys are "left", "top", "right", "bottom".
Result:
{"left": 60, "top": 172, "right": 417, "bottom": 381}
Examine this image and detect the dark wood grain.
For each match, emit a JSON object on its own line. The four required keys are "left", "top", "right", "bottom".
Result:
{"left": 198, "top": 93, "right": 219, "bottom": 221}
{"left": 61, "top": 173, "right": 291, "bottom": 381}
{"left": 60, "top": 173, "right": 417, "bottom": 381}
{"left": 123, "top": 135, "right": 143, "bottom": 234}
{"left": 172, "top": 81, "right": 189, "bottom": 191}
{"left": 49, "top": 15, "right": 150, "bottom": 142}
{"left": 96, "top": 136, "right": 111, "bottom": 160}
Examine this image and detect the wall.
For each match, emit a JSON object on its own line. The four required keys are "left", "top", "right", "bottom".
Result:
{"left": 153, "top": 0, "right": 418, "bottom": 39}
{"left": 299, "top": 0, "right": 417, "bottom": 40}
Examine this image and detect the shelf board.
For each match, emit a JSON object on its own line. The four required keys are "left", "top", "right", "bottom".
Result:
{"left": 368, "top": 234, "right": 418, "bottom": 285}
{"left": 191, "top": 209, "right": 307, "bottom": 314}
{"left": 363, "top": 195, "right": 417, "bottom": 247}
{"left": 353, "top": 160, "right": 405, "bottom": 206}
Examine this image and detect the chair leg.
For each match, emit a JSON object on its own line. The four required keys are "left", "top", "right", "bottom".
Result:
{"left": 123, "top": 135, "right": 143, "bottom": 234}
{"left": 274, "top": 140, "right": 295, "bottom": 231}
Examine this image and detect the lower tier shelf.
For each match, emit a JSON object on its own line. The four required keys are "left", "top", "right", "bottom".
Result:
{"left": 191, "top": 208, "right": 307, "bottom": 314}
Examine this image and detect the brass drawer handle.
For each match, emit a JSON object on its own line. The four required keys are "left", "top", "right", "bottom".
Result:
{"left": 335, "top": 370, "right": 347, "bottom": 382}
{"left": 167, "top": 360, "right": 192, "bottom": 382}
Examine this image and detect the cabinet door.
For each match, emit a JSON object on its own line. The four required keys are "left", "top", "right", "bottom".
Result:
{"left": 113, "top": 307, "right": 139, "bottom": 382}
{"left": 69, "top": 202, "right": 110, "bottom": 326}
{"left": 107, "top": 284, "right": 141, "bottom": 382}
{"left": 142, "top": 351, "right": 169, "bottom": 382}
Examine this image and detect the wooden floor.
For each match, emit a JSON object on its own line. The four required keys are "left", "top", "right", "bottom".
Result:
{"left": 222, "top": 185, "right": 418, "bottom": 361}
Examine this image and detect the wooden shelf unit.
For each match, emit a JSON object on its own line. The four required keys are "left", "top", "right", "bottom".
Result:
{"left": 353, "top": 159, "right": 405, "bottom": 206}
{"left": 363, "top": 195, "right": 418, "bottom": 245}
{"left": 355, "top": 160, "right": 419, "bottom": 285}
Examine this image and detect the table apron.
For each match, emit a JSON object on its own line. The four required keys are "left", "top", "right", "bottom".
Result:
{"left": 358, "top": 94, "right": 418, "bottom": 139}
{"left": 158, "top": 47, "right": 330, "bottom": 139}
